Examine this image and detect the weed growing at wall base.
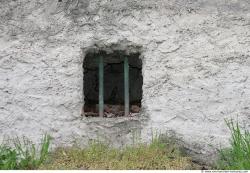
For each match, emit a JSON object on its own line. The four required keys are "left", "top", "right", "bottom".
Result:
{"left": 0, "top": 134, "right": 51, "bottom": 170}
{"left": 217, "top": 119, "right": 250, "bottom": 170}
{"left": 40, "top": 135, "right": 199, "bottom": 170}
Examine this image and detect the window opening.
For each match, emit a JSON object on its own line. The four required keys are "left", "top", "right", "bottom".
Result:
{"left": 83, "top": 50, "right": 142, "bottom": 118}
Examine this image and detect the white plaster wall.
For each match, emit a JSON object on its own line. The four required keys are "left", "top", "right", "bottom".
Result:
{"left": 1, "top": 0, "right": 250, "bottom": 164}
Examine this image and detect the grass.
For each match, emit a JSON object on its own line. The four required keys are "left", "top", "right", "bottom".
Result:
{"left": 0, "top": 134, "right": 51, "bottom": 170}
{"left": 4, "top": 119, "right": 248, "bottom": 170}
{"left": 217, "top": 119, "right": 250, "bottom": 170}
{"left": 40, "top": 135, "right": 198, "bottom": 170}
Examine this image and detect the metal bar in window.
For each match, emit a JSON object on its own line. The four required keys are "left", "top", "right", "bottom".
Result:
{"left": 124, "top": 56, "right": 129, "bottom": 117}
{"left": 99, "top": 56, "right": 104, "bottom": 117}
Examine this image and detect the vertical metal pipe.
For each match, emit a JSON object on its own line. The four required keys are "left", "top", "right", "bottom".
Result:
{"left": 99, "top": 56, "right": 104, "bottom": 117}
{"left": 124, "top": 57, "right": 129, "bottom": 116}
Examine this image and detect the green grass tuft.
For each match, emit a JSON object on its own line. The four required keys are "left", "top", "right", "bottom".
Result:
{"left": 0, "top": 134, "right": 51, "bottom": 170}
{"left": 217, "top": 119, "right": 250, "bottom": 170}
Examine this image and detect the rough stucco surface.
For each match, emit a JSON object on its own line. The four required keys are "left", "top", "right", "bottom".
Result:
{"left": 1, "top": 0, "right": 250, "bottom": 164}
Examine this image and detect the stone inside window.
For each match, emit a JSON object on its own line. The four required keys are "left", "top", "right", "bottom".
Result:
{"left": 82, "top": 50, "right": 142, "bottom": 118}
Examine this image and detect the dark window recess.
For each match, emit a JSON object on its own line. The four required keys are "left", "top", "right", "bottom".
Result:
{"left": 82, "top": 50, "right": 143, "bottom": 118}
